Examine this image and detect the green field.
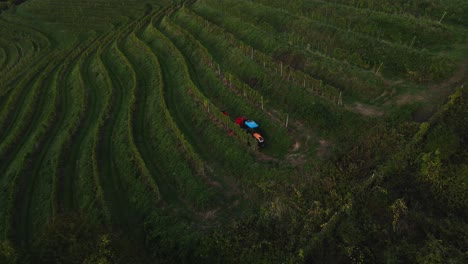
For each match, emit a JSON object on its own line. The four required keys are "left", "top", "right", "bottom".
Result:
{"left": 1, "top": 0, "right": 467, "bottom": 263}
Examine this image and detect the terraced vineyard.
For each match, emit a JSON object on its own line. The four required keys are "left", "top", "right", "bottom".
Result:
{"left": 1, "top": 0, "right": 467, "bottom": 263}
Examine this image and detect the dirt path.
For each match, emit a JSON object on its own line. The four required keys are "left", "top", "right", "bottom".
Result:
{"left": 410, "top": 59, "right": 468, "bottom": 121}
{"left": 347, "top": 59, "right": 468, "bottom": 119}
{"left": 346, "top": 102, "right": 384, "bottom": 117}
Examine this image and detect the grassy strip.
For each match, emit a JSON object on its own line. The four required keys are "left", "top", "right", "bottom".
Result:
{"left": 0, "top": 46, "right": 6, "bottom": 71}
{"left": 34, "top": 33, "right": 113, "bottom": 224}
{"left": 0, "top": 53, "right": 54, "bottom": 141}
{"left": 0, "top": 36, "right": 97, "bottom": 166}
{"left": 13, "top": 60, "right": 71, "bottom": 247}
{"left": 185, "top": 9, "right": 340, "bottom": 102}
{"left": 0, "top": 48, "right": 50, "bottom": 88}
{"left": 148, "top": 22, "right": 258, "bottom": 152}
{"left": 7, "top": 36, "right": 106, "bottom": 246}
{"left": 63, "top": 49, "right": 110, "bottom": 223}
{"left": 254, "top": 0, "right": 456, "bottom": 50}
{"left": 0, "top": 51, "right": 62, "bottom": 173}
{"left": 94, "top": 15, "right": 164, "bottom": 229}
{"left": 143, "top": 21, "right": 289, "bottom": 194}
{"left": 73, "top": 50, "right": 111, "bottom": 223}
{"left": 0, "top": 18, "right": 50, "bottom": 49}
{"left": 120, "top": 33, "right": 161, "bottom": 200}
{"left": 131, "top": 32, "right": 204, "bottom": 176}
{"left": 0, "top": 58, "right": 62, "bottom": 242}
{"left": 15, "top": 0, "right": 161, "bottom": 32}
{"left": 160, "top": 17, "right": 292, "bottom": 156}
{"left": 173, "top": 8, "right": 347, "bottom": 132}
{"left": 54, "top": 33, "right": 115, "bottom": 220}
{"left": 0, "top": 35, "right": 86, "bottom": 136}
{"left": 91, "top": 41, "right": 125, "bottom": 222}
{"left": 0, "top": 44, "right": 53, "bottom": 97}
{"left": 1, "top": 42, "right": 20, "bottom": 73}
{"left": 198, "top": 0, "right": 455, "bottom": 82}
{"left": 187, "top": 5, "right": 387, "bottom": 101}
{"left": 197, "top": 0, "right": 455, "bottom": 82}
{"left": 330, "top": 0, "right": 468, "bottom": 27}
{"left": 48, "top": 53, "right": 89, "bottom": 217}
{"left": 131, "top": 28, "right": 218, "bottom": 209}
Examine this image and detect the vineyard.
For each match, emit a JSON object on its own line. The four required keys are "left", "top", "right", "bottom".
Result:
{"left": 0, "top": 0, "right": 467, "bottom": 263}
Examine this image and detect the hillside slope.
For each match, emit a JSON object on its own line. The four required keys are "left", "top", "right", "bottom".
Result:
{"left": 0, "top": 0, "right": 467, "bottom": 263}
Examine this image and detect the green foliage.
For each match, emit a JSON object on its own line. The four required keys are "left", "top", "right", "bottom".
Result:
{"left": 30, "top": 213, "right": 111, "bottom": 263}
{"left": 0, "top": 1, "right": 467, "bottom": 263}
{"left": 199, "top": 0, "right": 456, "bottom": 81}
{"left": 255, "top": 0, "right": 457, "bottom": 50}
{"left": 0, "top": 240, "right": 17, "bottom": 264}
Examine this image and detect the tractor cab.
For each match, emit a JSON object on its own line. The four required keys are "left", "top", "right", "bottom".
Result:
{"left": 244, "top": 120, "right": 259, "bottom": 133}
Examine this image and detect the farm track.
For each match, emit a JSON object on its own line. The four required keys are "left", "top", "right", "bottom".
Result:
{"left": 160, "top": 19, "right": 296, "bottom": 157}
{"left": 57, "top": 53, "right": 94, "bottom": 212}
{"left": 258, "top": 0, "right": 452, "bottom": 49}
{"left": 144, "top": 21, "right": 265, "bottom": 214}
{"left": 16, "top": 43, "right": 24, "bottom": 59}
{"left": 5, "top": 59, "right": 63, "bottom": 245}
{"left": 143, "top": 26, "right": 207, "bottom": 175}
{"left": 8, "top": 37, "right": 93, "bottom": 247}
{"left": 0, "top": 49, "right": 62, "bottom": 141}
{"left": 0, "top": 70, "right": 41, "bottom": 143}
{"left": 127, "top": 30, "right": 195, "bottom": 210}
{"left": 45, "top": 54, "right": 87, "bottom": 216}
{"left": 13, "top": 60, "right": 71, "bottom": 248}
{"left": 99, "top": 40, "right": 141, "bottom": 230}
{"left": 0, "top": 59, "right": 56, "bottom": 239}
{"left": 13, "top": 37, "right": 100, "bottom": 247}
{"left": 0, "top": 51, "right": 64, "bottom": 175}
{"left": 200, "top": 0, "right": 450, "bottom": 82}
{"left": 5, "top": 43, "right": 19, "bottom": 69}
{"left": 55, "top": 32, "right": 115, "bottom": 214}
{"left": 142, "top": 24, "right": 226, "bottom": 208}
{"left": 0, "top": 47, "right": 6, "bottom": 71}
{"left": 0, "top": 1, "right": 465, "bottom": 260}
{"left": 0, "top": 47, "right": 51, "bottom": 95}
{"left": 187, "top": 4, "right": 389, "bottom": 98}
{"left": 157, "top": 23, "right": 243, "bottom": 179}
{"left": 0, "top": 41, "right": 11, "bottom": 74}
{"left": 170, "top": 11, "right": 316, "bottom": 129}
{"left": 1, "top": 50, "right": 50, "bottom": 91}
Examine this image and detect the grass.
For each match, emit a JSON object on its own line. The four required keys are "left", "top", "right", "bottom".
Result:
{"left": 0, "top": 0, "right": 466, "bottom": 261}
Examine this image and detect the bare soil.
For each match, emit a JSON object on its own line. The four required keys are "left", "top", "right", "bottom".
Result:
{"left": 346, "top": 103, "right": 384, "bottom": 117}
{"left": 411, "top": 59, "right": 468, "bottom": 121}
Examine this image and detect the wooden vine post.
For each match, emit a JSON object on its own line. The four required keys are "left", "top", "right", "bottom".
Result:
{"left": 280, "top": 61, "right": 283, "bottom": 77}
{"left": 439, "top": 11, "right": 447, "bottom": 23}
{"left": 409, "top": 36, "right": 416, "bottom": 48}
{"left": 376, "top": 62, "right": 383, "bottom": 75}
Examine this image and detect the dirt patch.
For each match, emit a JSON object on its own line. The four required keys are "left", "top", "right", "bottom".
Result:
{"left": 292, "top": 141, "right": 300, "bottom": 152}
{"left": 395, "top": 93, "right": 424, "bottom": 105}
{"left": 347, "top": 103, "right": 384, "bottom": 117}
{"left": 286, "top": 153, "right": 307, "bottom": 166}
{"left": 201, "top": 209, "right": 219, "bottom": 220}
{"left": 409, "top": 59, "right": 468, "bottom": 121}
{"left": 397, "top": 59, "right": 468, "bottom": 107}
{"left": 431, "top": 60, "right": 468, "bottom": 91}
{"left": 317, "top": 139, "right": 331, "bottom": 157}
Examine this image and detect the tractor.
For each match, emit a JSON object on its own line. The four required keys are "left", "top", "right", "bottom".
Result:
{"left": 235, "top": 116, "right": 266, "bottom": 148}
